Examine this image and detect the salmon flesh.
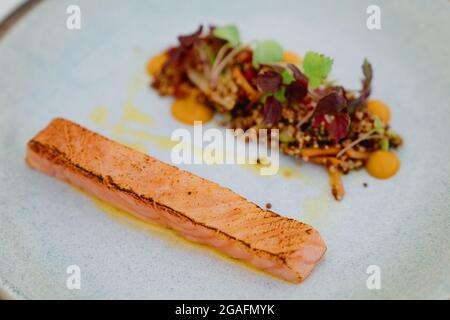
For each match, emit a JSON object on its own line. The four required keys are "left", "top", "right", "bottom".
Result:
{"left": 26, "top": 118, "right": 326, "bottom": 283}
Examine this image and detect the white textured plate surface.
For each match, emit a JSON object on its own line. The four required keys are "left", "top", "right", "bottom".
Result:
{"left": 0, "top": 0, "right": 449, "bottom": 299}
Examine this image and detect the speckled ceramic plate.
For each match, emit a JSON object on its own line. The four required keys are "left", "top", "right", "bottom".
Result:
{"left": 0, "top": 0, "right": 449, "bottom": 299}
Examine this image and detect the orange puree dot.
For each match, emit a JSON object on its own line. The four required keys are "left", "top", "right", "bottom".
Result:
{"left": 367, "top": 99, "right": 391, "bottom": 124}
{"left": 283, "top": 51, "right": 302, "bottom": 65}
{"left": 146, "top": 52, "right": 168, "bottom": 77}
{"left": 366, "top": 150, "right": 400, "bottom": 179}
{"left": 171, "top": 92, "right": 214, "bottom": 125}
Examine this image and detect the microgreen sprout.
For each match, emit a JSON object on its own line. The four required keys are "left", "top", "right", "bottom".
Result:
{"left": 252, "top": 40, "right": 284, "bottom": 68}
{"left": 336, "top": 115, "right": 387, "bottom": 158}
{"left": 212, "top": 25, "right": 241, "bottom": 47}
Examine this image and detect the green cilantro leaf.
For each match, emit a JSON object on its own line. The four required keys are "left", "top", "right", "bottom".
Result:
{"left": 212, "top": 25, "right": 240, "bottom": 47}
{"left": 252, "top": 40, "right": 283, "bottom": 68}
{"left": 303, "top": 51, "right": 333, "bottom": 89}
{"left": 281, "top": 69, "right": 295, "bottom": 85}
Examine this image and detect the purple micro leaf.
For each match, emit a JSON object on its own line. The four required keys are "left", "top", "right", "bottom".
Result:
{"left": 288, "top": 64, "right": 308, "bottom": 84}
{"left": 256, "top": 70, "right": 283, "bottom": 94}
{"left": 348, "top": 59, "right": 373, "bottom": 113}
{"left": 285, "top": 81, "right": 308, "bottom": 103}
{"left": 283, "top": 64, "right": 308, "bottom": 103}
{"left": 263, "top": 96, "right": 283, "bottom": 124}
{"left": 178, "top": 25, "right": 203, "bottom": 48}
{"left": 312, "top": 113, "right": 350, "bottom": 142}
{"left": 314, "top": 87, "right": 347, "bottom": 116}
{"left": 327, "top": 113, "right": 350, "bottom": 142}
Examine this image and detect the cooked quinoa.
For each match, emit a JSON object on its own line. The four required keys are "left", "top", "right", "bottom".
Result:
{"left": 150, "top": 25, "right": 403, "bottom": 200}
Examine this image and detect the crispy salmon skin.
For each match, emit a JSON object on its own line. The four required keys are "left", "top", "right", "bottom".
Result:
{"left": 26, "top": 118, "right": 326, "bottom": 283}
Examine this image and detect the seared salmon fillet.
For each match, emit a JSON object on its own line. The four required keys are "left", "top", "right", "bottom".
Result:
{"left": 26, "top": 118, "right": 326, "bottom": 283}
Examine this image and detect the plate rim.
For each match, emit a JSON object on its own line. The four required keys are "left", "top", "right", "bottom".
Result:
{"left": 0, "top": 0, "right": 42, "bottom": 41}
{"left": 0, "top": 0, "right": 41, "bottom": 300}
{"left": 1, "top": 0, "right": 448, "bottom": 300}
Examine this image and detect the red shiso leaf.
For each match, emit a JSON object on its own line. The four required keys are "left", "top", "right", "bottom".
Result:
{"left": 313, "top": 113, "right": 350, "bottom": 142}
{"left": 256, "top": 70, "right": 283, "bottom": 93}
{"left": 178, "top": 25, "right": 203, "bottom": 48}
{"left": 263, "top": 96, "right": 283, "bottom": 124}
{"left": 327, "top": 113, "right": 350, "bottom": 142}
{"left": 314, "top": 87, "right": 347, "bottom": 116}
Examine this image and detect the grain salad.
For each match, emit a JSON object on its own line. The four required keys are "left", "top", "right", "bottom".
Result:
{"left": 148, "top": 25, "right": 403, "bottom": 200}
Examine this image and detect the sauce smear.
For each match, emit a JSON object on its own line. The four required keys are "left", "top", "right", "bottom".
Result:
{"left": 366, "top": 150, "right": 400, "bottom": 179}
{"left": 171, "top": 91, "right": 214, "bottom": 125}
{"left": 146, "top": 52, "right": 168, "bottom": 77}
{"left": 367, "top": 99, "right": 391, "bottom": 124}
